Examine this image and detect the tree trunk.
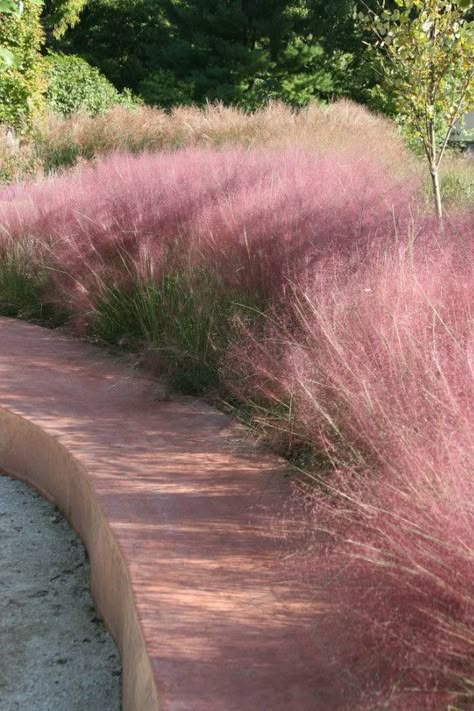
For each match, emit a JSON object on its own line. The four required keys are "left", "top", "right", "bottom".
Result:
{"left": 430, "top": 166, "right": 443, "bottom": 222}
{"left": 428, "top": 120, "right": 443, "bottom": 222}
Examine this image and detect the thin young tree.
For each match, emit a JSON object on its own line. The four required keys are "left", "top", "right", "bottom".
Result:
{"left": 358, "top": 0, "right": 474, "bottom": 219}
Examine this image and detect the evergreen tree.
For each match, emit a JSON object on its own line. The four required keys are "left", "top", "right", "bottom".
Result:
{"left": 160, "top": 0, "right": 341, "bottom": 107}
{"left": 60, "top": 0, "right": 364, "bottom": 109}
{"left": 57, "top": 0, "right": 170, "bottom": 93}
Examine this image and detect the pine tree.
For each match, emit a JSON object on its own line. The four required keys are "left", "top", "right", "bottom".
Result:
{"left": 58, "top": 0, "right": 377, "bottom": 110}
{"left": 161, "top": 0, "right": 339, "bottom": 107}
{"left": 56, "top": 0, "right": 170, "bottom": 93}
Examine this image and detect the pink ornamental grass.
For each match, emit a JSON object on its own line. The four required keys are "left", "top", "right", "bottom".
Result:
{"left": 0, "top": 147, "right": 417, "bottom": 317}
{"left": 0, "top": 141, "right": 471, "bottom": 706}
{"left": 224, "top": 230, "right": 474, "bottom": 707}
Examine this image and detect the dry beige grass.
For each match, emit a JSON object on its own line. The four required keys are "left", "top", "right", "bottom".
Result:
{"left": 436, "top": 152, "right": 474, "bottom": 208}
{"left": 0, "top": 127, "right": 42, "bottom": 183}
{"left": 32, "top": 100, "right": 415, "bottom": 177}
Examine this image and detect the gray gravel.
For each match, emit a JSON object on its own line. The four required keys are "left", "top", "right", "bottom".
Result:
{"left": 0, "top": 474, "right": 122, "bottom": 711}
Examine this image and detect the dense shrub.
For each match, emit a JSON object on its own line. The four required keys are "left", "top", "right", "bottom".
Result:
{"left": 44, "top": 53, "right": 137, "bottom": 118}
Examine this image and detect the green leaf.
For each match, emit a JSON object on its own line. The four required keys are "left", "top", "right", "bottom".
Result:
{"left": 0, "top": 0, "right": 17, "bottom": 13}
{"left": 0, "top": 46, "right": 14, "bottom": 67}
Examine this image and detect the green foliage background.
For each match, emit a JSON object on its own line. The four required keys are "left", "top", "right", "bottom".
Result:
{"left": 1, "top": 0, "right": 470, "bottom": 134}
{"left": 45, "top": 52, "right": 137, "bottom": 116}
{"left": 42, "top": 0, "right": 88, "bottom": 39}
{"left": 0, "top": 0, "right": 45, "bottom": 129}
{"left": 58, "top": 0, "right": 380, "bottom": 110}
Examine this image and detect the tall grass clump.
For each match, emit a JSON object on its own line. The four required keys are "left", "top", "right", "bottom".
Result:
{"left": 91, "top": 269, "right": 257, "bottom": 393}
{"left": 224, "top": 228, "right": 474, "bottom": 708}
{"left": 0, "top": 128, "right": 42, "bottom": 184}
{"left": 32, "top": 100, "right": 413, "bottom": 176}
{"left": 0, "top": 145, "right": 416, "bottom": 390}
{"left": 0, "top": 104, "right": 472, "bottom": 704}
{"left": 0, "top": 238, "right": 65, "bottom": 324}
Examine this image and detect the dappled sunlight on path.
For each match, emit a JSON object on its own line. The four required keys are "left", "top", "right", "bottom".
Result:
{"left": 0, "top": 318, "right": 335, "bottom": 710}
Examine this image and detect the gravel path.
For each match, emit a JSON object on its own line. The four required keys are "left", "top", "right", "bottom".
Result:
{"left": 0, "top": 474, "right": 122, "bottom": 711}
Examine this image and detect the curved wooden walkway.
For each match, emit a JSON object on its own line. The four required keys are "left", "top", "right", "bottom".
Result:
{"left": 0, "top": 318, "right": 330, "bottom": 711}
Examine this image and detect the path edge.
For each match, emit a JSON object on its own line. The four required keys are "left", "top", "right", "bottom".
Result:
{"left": 0, "top": 406, "right": 160, "bottom": 711}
